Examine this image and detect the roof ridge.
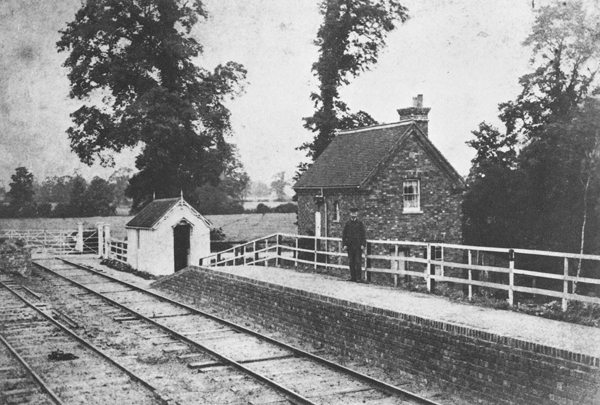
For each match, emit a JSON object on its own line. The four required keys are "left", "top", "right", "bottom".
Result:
{"left": 337, "top": 120, "right": 414, "bottom": 135}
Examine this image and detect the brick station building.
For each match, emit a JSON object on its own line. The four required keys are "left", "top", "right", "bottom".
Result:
{"left": 293, "top": 95, "right": 466, "bottom": 248}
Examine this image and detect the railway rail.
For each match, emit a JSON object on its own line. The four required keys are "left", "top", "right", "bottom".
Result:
{"left": 17, "top": 257, "right": 444, "bottom": 404}
{"left": 0, "top": 277, "right": 167, "bottom": 405}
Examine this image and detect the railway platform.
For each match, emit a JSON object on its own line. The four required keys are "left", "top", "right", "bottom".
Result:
{"left": 204, "top": 264, "right": 600, "bottom": 359}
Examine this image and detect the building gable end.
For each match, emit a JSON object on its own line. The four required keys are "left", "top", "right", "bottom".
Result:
{"left": 360, "top": 125, "right": 465, "bottom": 190}
{"left": 126, "top": 198, "right": 212, "bottom": 230}
{"left": 358, "top": 123, "right": 415, "bottom": 188}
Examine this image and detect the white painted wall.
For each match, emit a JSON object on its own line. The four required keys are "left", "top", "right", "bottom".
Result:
{"left": 126, "top": 204, "right": 210, "bottom": 276}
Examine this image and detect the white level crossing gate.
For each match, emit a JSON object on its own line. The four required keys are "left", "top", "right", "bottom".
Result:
{"left": 0, "top": 225, "right": 100, "bottom": 256}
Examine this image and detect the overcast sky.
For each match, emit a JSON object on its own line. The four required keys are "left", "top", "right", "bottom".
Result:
{"left": 0, "top": 0, "right": 544, "bottom": 190}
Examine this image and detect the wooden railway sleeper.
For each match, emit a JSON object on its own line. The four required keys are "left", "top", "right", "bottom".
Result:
{"left": 0, "top": 279, "right": 173, "bottom": 405}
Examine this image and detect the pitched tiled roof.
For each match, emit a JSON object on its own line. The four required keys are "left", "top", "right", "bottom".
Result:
{"left": 125, "top": 198, "right": 181, "bottom": 229}
{"left": 294, "top": 122, "right": 413, "bottom": 189}
{"left": 293, "top": 121, "right": 464, "bottom": 190}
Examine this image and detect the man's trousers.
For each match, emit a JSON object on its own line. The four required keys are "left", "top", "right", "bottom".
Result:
{"left": 347, "top": 247, "right": 362, "bottom": 281}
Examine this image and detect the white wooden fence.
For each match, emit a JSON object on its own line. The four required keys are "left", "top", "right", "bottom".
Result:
{"left": 107, "top": 238, "right": 128, "bottom": 265}
{"left": 5, "top": 225, "right": 599, "bottom": 312}
{"left": 200, "top": 233, "right": 600, "bottom": 312}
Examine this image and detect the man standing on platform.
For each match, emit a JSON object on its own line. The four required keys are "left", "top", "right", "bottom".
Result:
{"left": 342, "top": 208, "right": 367, "bottom": 282}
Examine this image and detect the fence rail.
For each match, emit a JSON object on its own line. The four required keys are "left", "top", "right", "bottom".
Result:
{"left": 108, "top": 238, "right": 128, "bottom": 265}
{"left": 200, "top": 233, "right": 600, "bottom": 312}
{"left": 0, "top": 228, "right": 99, "bottom": 255}
{"left": 5, "top": 226, "right": 600, "bottom": 312}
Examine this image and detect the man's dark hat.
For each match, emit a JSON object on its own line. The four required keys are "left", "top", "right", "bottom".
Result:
{"left": 350, "top": 208, "right": 358, "bottom": 213}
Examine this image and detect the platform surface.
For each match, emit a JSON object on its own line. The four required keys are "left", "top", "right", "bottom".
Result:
{"left": 206, "top": 264, "right": 600, "bottom": 359}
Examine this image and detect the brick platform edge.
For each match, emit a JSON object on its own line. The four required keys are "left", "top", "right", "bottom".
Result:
{"left": 0, "top": 248, "right": 32, "bottom": 277}
{"left": 152, "top": 266, "right": 600, "bottom": 405}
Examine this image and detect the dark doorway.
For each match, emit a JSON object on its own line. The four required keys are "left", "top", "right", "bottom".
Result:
{"left": 173, "top": 223, "right": 191, "bottom": 272}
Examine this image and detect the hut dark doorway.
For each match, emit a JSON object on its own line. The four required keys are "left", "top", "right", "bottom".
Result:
{"left": 173, "top": 223, "right": 191, "bottom": 272}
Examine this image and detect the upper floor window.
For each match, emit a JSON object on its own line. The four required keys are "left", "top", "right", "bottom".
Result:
{"left": 403, "top": 180, "right": 421, "bottom": 213}
{"left": 333, "top": 201, "right": 340, "bottom": 222}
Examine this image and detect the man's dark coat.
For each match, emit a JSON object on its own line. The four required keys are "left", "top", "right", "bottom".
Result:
{"left": 343, "top": 218, "right": 366, "bottom": 248}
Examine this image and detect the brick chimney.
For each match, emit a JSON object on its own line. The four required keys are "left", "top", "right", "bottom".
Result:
{"left": 397, "top": 94, "right": 431, "bottom": 136}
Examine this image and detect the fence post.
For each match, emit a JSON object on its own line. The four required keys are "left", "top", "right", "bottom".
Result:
{"left": 243, "top": 245, "right": 247, "bottom": 265}
{"left": 562, "top": 257, "right": 569, "bottom": 312}
{"left": 265, "top": 239, "right": 269, "bottom": 266}
{"left": 508, "top": 249, "right": 515, "bottom": 307}
{"left": 468, "top": 249, "right": 473, "bottom": 301}
{"left": 76, "top": 222, "right": 84, "bottom": 252}
{"left": 426, "top": 243, "right": 432, "bottom": 293}
{"left": 276, "top": 234, "right": 282, "bottom": 267}
{"left": 440, "top": 245, "right": 445, "bottom": 277}
{"left": 365, "top": 242, "right": 371, "bottom": 283}
{"left": 103, "top": 224, "right": 111, "bottom": 260}
{"left": 253, "top": 241, "right": 258, "bottom": 264}
{"left": 394, "top": 245, "right": 399, "bottom": 287}
{"left": 295, "top": 237, "right": 299, "bottom": 267}
{"left": 314, "top": 237, "right": 318, "bottom": 269}
{"left": 97, "top": 223, "right": 104, "bottom": 258}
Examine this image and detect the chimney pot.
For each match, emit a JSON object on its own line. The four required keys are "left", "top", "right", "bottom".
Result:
{"left": 413, "top": 94, "right": 423, "bottom": 108}
{"left": 397, "top": 95, "right": 431, "bottom": 136}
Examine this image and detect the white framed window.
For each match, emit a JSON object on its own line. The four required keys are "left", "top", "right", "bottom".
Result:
{"left": 403, "top": 180, "right": 421, "bottom": 213}
{"left": 333, "top": 201, "right": 340, "bottom": 222}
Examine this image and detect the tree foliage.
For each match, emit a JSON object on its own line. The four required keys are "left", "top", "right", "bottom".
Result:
{"left": 299, "top": 0, "right": 408, "bottom": 164}
{"left": 464, "top": 1, "right": 600, "bottom": 257}
{"left": 66, "top": 175, "right": 88, "bottom": 217}
{"left": 7, "top": 167, "right": 35, "bottom": 207}
{"left": 218, "top": 150, "right": 250, "bottom": 202}
{"left": 108, "top": 168, "right": 133, "bottom": 207}
{"left": 249, "top": 181, "right": 271, "bottom": 198}
{"left": 499, "top": 1, "right": 600, "bottom": 140}
{"left": 85, "top": 177, "right": 117, "bottom": 216}
{"left": 6, "top": 167, "right": 36, "bottom": 217}
{"left": 35, "top": 175, "right": 74, "bottom": 205}
{"left": 193, "top": 151, "right": 249, "bottom": 215}
{"left": 270, "top": 171, "right": 289, "bottom": 201}
{"left": 57, "top": 0, "right": 247, "bottom": 212}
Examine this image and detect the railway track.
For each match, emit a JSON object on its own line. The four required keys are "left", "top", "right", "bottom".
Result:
{"left": 18, "top": 257, "right": 444, "bottom": 405}
{"left": 0, "top": 320, "right": 58, "bottom": 405}
{"left": 0, "top": 277, "right": 167, "bottom": 405}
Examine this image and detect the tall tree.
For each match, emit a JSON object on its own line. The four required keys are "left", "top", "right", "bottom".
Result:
{"left": 84, "top": 177, "right": 117, "bottom": 216}
{"left": 462, "top": 123, "right": 523, "bottom": 248}
{"left": 499, "top": 1, "right": 600, "bottom": 141}
{"left": 299, "top": 0, "right": 408, "bottom": 165}
{"left": 57, "top": 0, "right": 247, "bottom": 212}
{"left": 67, "top": 175, "right": 88, "bottom": 218}
{"left": 270, "top": 171, "right": 289, "bottom": 201}
{"left": 517, "top": 99, "right": 600, "bottom": 253}
{"left": 7, "top": 167, "right": 36, "bottom": 217}
{"left": 193, "top": 152, "right": 249, "bottom": 215}
{"left": 465, "top": 1, "right": 600, "bottom": 256}
{"left": 52, "top": 175, "right": 76, "bottom": 205}
{"left": 218, "top": 149, "right": 250, "bottom": 202}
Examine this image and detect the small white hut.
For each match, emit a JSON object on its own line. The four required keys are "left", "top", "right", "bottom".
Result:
{"left": 125, "top": 197, "right": 211, "bottom": 276}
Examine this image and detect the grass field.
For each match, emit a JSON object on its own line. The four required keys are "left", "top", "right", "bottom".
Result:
{"left": 0, "top": 213, "right": 297, "bottom": 242}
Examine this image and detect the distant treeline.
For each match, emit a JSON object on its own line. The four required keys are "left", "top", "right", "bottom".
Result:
{"left": 0, "top": 167, "right": 296, "bottom": 219}
{"left": 0, "top": 167, "right": 130, "bottom": 218}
